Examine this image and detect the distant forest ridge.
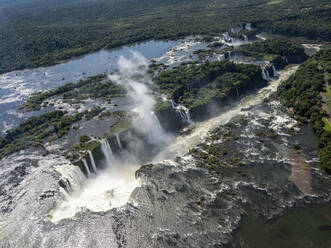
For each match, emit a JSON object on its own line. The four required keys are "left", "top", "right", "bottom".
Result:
{"left": 0, "top": 0, "right": 330, "bottom": 73}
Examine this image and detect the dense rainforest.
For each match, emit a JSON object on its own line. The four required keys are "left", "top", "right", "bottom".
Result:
{"left": 154, "top": 60, "right": 264, "bottom": 110}
{"left": 237, "top": 38, "right": 308, "bottom": 65}
{"left": 0, "top": 0, "right": 330, "bottom": 73}
{"left": 0, "top": 106, "right": 111, "bottom": 159}
{"left": 23, "top": 74, "right": 125, "bottom": 111}
{"left": 278, "top": 49, "right": 331, "bottom": 174}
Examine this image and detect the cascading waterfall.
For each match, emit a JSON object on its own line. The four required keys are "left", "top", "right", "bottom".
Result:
{"left": 82, "top": 158, "right": 91, "bottom": 176}
{"left": 88, "top": 151, "right": 98, "bottom": 174}
{"left": 115, "top": 134, "right": 123, "bottom": 149}
{"left": 243, "top": 34, "right": 248, "bottom": 42}
{"left": 262, "top": 68, "right": 268, "bottom": 80}
{"left": 171, "top": 98, "right": 192, "bottom": 124}
{"left": 272, "top": 65, "right": 278, "bottom": 77}
{"left": 245, "top": 23, "right": 252, "bottom": 30}
{"left": 223, "top": 32, "right": 230, "bottom": 42}
{"left": 178, "top": 108, "right": 192, "bottom": 124}
{"left": 262, "top": 67, "right": 270, "bottom": 81}
{"left": 171, "top": 98, "right": 176, "bottom": 109}
{"left": 100, "top": 138, "right": 116, "bottom": 169}
{"left": 235, "top": 85, "right": 240, "bottom": 97}
{"left": 218, "top": 54, "right": 225, "bottom": 61}
{"left": 228, "top": 51, "right": 232, "bottom": 59}
{"left": 185, "top": 108, "right": 191, "bottom": 123}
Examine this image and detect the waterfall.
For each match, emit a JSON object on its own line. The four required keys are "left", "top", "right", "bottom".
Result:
{"left": 218, "top": 54, "right": 225, "bottom": 61}
{"left": 185, "top": 108, "right": 192, "bottom": 123}
{"left": 171, "top": 98, "right": 192, "bottom": 124}
{"left": 272, "top": 65, "right": 278, "bottom": 77}
{"left": 115, "top": 134, "right": 123, "bottom": 149}
{"left": 223, "top": 32, "right": 230, "bottom": 42}
{"left": 230, "top": 25, "right": 243, "bottom": 34}
{"left": 101, "top": 138, "right": 115, "bottom": 168}
{"left": 265, "top": 68, "right": 270, "bottom": 79}
{"left": 227, "top": 51, "right": 232, "bottom": 59}
{"left": 243, "top": 34, "right": 248, "bottom": 42}
{"left": 178, "top": 107, "right": 191, "bottom": 124}
{"left": 261, "top": 67, "right": 270, "bottom": 81}
{"left": 150, "top": 112, "right": 169, "bottom": 143}
{"left": 235, "top": 85, "right": 239, "bottom": 97}
{"left": 245, "top": 23, "right": 252, "bottom": 30}
{"left": 88, "top": 151, "right": 98, "bottom": 174}
{"left": 262, "top": 68, "right": 268, "bottom": 81}
{"left": 171, "top": 98, "right": 176, "bottom": 108}
{"left": 82, "top": 158, "right": 91, "bottom": 176}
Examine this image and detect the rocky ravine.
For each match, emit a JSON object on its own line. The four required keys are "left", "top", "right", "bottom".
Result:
{"left": 1, "top": 88, "right": 331, "bottom": 248}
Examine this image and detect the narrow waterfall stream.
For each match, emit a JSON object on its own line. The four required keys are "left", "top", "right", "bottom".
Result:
{"left": 100, "top": 139, "right": 116, "bottom": 169}
{"left": 88, "top": 151, "right": 98, "bottom": 174}
{"left": 172, "top": 98, "right": 192, "bottom": 124}
{"left": 82, "top": 158, "right": 91, "bottom": 177}
{"left": 115, "top": 134, "right": 123, "bottom": 149}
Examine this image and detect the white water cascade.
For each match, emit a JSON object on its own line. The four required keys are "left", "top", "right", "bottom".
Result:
{"left": 228, "top": 51, "right": 232, "bottom": 59}
{"left": 223, "top": 32, "right": 231, "bottom": 42}
{"left": 243, "top": 34, "right": 248, "bottom": 42}
{"left": 172, "top": 98, "right": 192, "bottom": 124}
{"left": 262, "top": 67, "right": 271, "bottom": 81}
{"left": 82, "top": 158, "right": 91, "bottom": 177}
{"left": 235, "top": 85, "right": 240, "bottom": 97}
{"left": 179, "top": 107, "right": 192, "bottom": 124}
{"left": 88, "top": 151, "right": 98, "bottom": 174}
{"left": 245, "top": 23, "right": 252, "bottom": 30}
{"left": 115, "top": 134, "right": 123, "bottom": 149}
{"left": 272, "top": 65, "right": 279, "bottom": 77}
{"left": 100, "top": 138, "right": 116, "bottom": 169}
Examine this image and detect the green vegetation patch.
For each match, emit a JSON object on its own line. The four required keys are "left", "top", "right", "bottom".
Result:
{"left": 0, "top": 110, "right": 82, "bottom": 159}
{"left": 73, "top": 140, "right": 100, "bottom": 152}
{"left": 23, "top": 74, "right": 126, "bottom": 111}
{"left": 322, "top": 117, "right": 331, "bottom": 132}
{"left": 278, "top": 48, "right": 331, "bottom": 174}
{"left": 0, "top": 106, "right": 109, "bottom": 159}
{"left": 108, "top": 111, "right": 134, "bottom": 135}
{"left": 154, "top": 60, "right": 264, "bottom": 109}
{"left": 238, "top": 39, "right": 308, "bottom": 64}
